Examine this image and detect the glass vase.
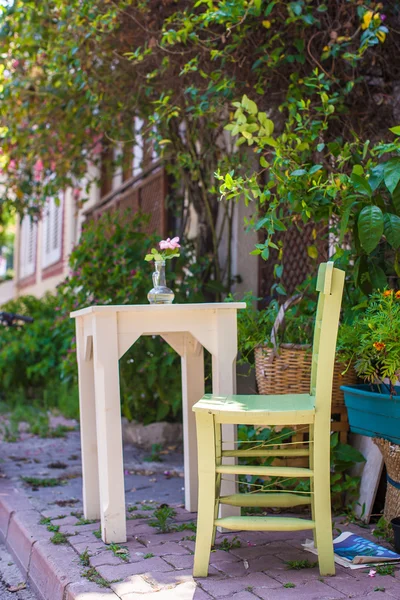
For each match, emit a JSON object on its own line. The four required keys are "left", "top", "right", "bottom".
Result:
{"left": 147, "top": 260, "right": 174, "bottom": 304}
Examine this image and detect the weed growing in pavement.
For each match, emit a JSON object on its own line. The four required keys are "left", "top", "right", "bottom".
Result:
{"left": 141, "top": 503, "right": 155, "bottom": 511}
{"left": 286, "top": 560, "right": 317, "bottom": 570}
{"left": 79, "top": 549, "right": 91, "bottom": 567}
{"left": 50, "top": 532, "right": 70, "bottom": 545}
{"left": 47, "top": 524, "right": 60, "bottom": 533}
{"left": 376, "top": 565, "right": 395, "bottom": 576}
{"left": 127, "top": 505, "right": 138, "bottom": 512}
{"left": 22, "top": 477, "right": 64, "bottom": 488}
{"left": 127, "top": 513, "right": 146, "bottom": 520}
{"left": 144, "top": 443, "right": 163, "bottom": 462}
{"left": 144, "top": 553, "right": 154, "bottom": 559}
{"left": 174, "top": 521, "right": 197, "bottom": 532}
{"left": 107, "top": 543, "right": 130, "bottom": 562}
{"left": 374, "top": 588, "right": 385, "bottom": 592}
{"left": 39, "top": 517, "right": 52, "bottom": 526}
{"left": 218, "top": 536, "right": 241, "bottom": 552}
{"left": 283, "top": 583, "right": 296, "bottom": 588}
{"left": 82, "top": 567, "right": 120, "bottom": 588}
{"left": 245, "top": 587, "right": 253, "bottom": 592}
{"left": 75, "top": 517, "right": 98, "bottom": 526}
{"left": 182, "top": 535, "right": 196, "bottom": 542}
{"left": 93, "top": 528, "right": 101, "bottom": 539}
{"left": 373, "top": 517, "right": 394, "bottom": 545}
{"left": 149, "top": 506, "right": 177, "bottom": 533}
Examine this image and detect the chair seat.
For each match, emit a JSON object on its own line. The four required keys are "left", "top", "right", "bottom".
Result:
{"left": 193, "top": 393, "right": 316, "bottom": 425}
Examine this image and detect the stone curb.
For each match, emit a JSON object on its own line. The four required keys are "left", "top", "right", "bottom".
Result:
{"left": 0, "top": 479, "right": 120, "bottom": 600}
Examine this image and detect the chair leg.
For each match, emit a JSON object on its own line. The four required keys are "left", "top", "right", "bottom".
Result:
{"left": 212, "top": 422, "right": 222, "bottom": 546}
{"left": 313, "top": 425, "right": 335, "bottom": 576}
{"left": 193, "top": 412, "right": 217, "bottom": 577}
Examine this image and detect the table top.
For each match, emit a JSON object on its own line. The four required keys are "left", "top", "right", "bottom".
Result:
{"left": 70, "top": 302, "right": 246, "bottom": 319}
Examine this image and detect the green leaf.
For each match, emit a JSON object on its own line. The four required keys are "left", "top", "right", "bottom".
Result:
{"left": 357, "top": 206, "right": 384, "bottom": 254}
{"left": 260, "top": 156, "right": 268, "bottom": 168}
{"left": 307, "top": 245, "right": 318, "bottom": 259}
{"left": 384, "top": 158, "right": 400, "bottom": 194}
{"left": 389, "top": 125, "right": 400, "bottom": 135}
{"left": 241, "top": 94, "right": 258, "bottom": 115}
{"left": 352, "top": 165, "right": 364, "bottom": 176}
{"left": 392, "top": 182, "right": 400, "bottom": 215}
{"left": 368, "top": 164, "right": 384, "bottom": 192}
{"left": 334, "top": 442, "right": 365, "bottom": 464}
{"left": 351, "top": 173, "right": 372, "bottom": 197}
{"left": 368, "top": 262, "right": 387, "bottom": 291}
{"left": 144, "top": 254, "right": 154, "bottom": 261}
{"left": 383, "top": 213, "right": 400, "bottom": 249}
{"left": 290, "top": 169, "right": 307, "bottom": 177}
{"left": 317, "top": 143, "right": 325, "bottom": 152}
{"left": 309, "top": 164, "right": 323, "bottom": 175}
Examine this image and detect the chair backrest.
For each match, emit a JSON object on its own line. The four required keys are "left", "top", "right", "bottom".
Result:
{"left": 310, "top": 262, "right": 345, "bottom": 411}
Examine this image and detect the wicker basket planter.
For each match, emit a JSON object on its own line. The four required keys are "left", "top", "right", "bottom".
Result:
{"left": 373, "top": 438, "right": 400, "bottom": 523}
{"left": 255, "top": 344, "right": 356, "bottom": 441}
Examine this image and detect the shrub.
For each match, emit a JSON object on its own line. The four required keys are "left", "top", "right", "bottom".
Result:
{"left": 0, "top": 294, "right": 71, "bottom": 397}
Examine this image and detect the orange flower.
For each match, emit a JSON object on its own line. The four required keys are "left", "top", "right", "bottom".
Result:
{"left": 373, "top": 342, "right": 386, "bottom": 351}
{"left": 383, "top": 290, "right": 393, "bottom": 297}
{"left": 396, "top": 291, "right": 400, "bottom": 299}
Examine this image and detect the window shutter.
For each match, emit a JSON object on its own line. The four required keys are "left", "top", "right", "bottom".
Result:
{"left": 42, "top": 197, "right": 63, "bottom": 269}
{"left": 19, "top": 216, "right": 37, "bottom": 279}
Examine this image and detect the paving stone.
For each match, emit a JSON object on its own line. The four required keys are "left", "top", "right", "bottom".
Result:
{"left": 28, "top": 540, "right": 82, "bottom": 600}
{"left": 120, "top": 580, "right": 197, "bottom": 599}
{"left": 6, "top": 509, "right": 52, "bottom": 577}
{"left": 65, "top": 580, "right": 119, "bottom": 599}
{"left": 230, "top": 541, "right": 293, "bottom": 560}
{"left": 142, "top": 542, "right": 191, "bottom": 556}
{"left": 193, "top": 588, "right": 213, "bottom": 599}
{"left": 90, "top": 551, "right": 127, "bottom": 567}
{"left": 96, "top": 556, "right": 172, "bottom": 581}
{"left": 52, "top": 516, "right": 79, "bottom": 527}
{"left": 110, "top": 574, "right": 155, "bottom": 595}
{"left": 229, "top": 593, "right": 259, "bottom": 600}
{"left": 0, "top": 485, "right": 33, "bottom": 541}
{"left": 324, "top": 573, "right": 400, "bottom": 597}
{"left": 267, "top": 565, "right": 321, "bottom": 584}
{"left": 200, "top": 572, "right": 281, "bottom": 597}
{"left": 252, "top": 580, "right": 346, "bottom": 599}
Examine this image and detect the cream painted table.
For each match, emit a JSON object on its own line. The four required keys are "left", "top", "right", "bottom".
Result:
{"left": 71, "top": 302, "right": 245, "bottom": 543}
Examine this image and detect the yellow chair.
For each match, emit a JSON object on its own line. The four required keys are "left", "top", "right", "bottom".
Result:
{"left": 192, "top": 262, "right": 344, "bottom": 577}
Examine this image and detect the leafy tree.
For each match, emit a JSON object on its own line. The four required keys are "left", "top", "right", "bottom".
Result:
{"left": 1, "top": 0, "right": 399, "bottom": 295}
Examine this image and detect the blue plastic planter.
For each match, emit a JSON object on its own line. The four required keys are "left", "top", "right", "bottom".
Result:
{"left": 340, "top": 384, "right": 400, "bottom": 445}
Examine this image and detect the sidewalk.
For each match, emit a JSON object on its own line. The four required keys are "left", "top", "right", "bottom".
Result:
{"left": 0, "top": 426, "right": 399, "bottom": 599}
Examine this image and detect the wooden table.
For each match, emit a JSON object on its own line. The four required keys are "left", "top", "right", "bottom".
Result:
{"left": 71, "top": 303, "right": 245, "bottom": 543}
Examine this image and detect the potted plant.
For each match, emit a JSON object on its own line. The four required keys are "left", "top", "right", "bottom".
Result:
{"left": 340, "top": 289, "right": 400, "bottom": 523}
{"left": 340, "top": 289, "right": 400, "bottom": 445}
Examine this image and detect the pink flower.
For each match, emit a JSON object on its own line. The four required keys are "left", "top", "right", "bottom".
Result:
{"left": 12, "top": 59, "right": 20, "bottom": 69}
{"left": 8, "top": 159, "right": 16, "bottom": 170}
{"left": 34, "top": 159, "right": 44, "bottom": 173}
{"left": 159, "top": 237, "right": 180, "bottom": 250}
{"left": 130, "top": 269, "right": 137, "bottom": 276}
{"left": 381, "top": 14, "right": 387, "bottom": 21}
{"left": 368, "top": 569, "right": 376, "bottom": 577}
{"left": 50, "top": 160, "right": 56, "bottom": 171}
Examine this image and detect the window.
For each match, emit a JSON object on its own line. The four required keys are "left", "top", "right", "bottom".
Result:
{"left": 133, "top": 117, "right": 144, "bottom": 176}
{"left": 42, "top": 197, "right": 63, "bottom": 269}
{"left": 19, "top": 216, "right": 37, "bottom": 279}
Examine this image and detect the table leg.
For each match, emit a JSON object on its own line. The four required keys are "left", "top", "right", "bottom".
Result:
{"left": 212, "top": 310, "right": 240, "bottom": 518}
{"left": 181, "top": 334, "right": 205, "bottom": 512}
{"left": 76, "top": 318, "right": 100, "bottom": 520}
{"left": 93, "top": 313, "right": 126, "bottom": 544}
